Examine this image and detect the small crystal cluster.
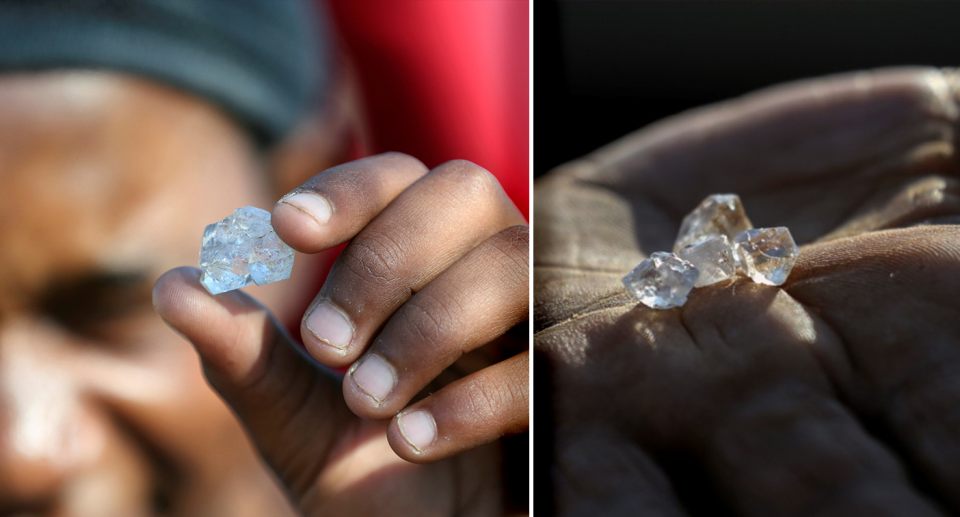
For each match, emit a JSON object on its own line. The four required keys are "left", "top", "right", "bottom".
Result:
{"left": 622, "top": 194, "right": 798, "bottom": 309}
{"left": 622, "top": 252, "right": 700, "bottom": 309}
{"left": 198, "top": 206, "right": 295, "bottom": 295}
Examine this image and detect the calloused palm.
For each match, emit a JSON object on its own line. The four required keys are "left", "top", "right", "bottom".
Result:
{"left": 536, "top": 67, "right": 960, "bottom": 516}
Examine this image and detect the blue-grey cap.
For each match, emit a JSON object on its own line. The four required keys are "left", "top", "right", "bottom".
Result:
{"left": 0, "top": 0, "right": 327, "bottom": 146}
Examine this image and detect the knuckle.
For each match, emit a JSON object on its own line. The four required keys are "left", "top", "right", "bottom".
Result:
{"left": 432, "top": 160, "right": 503, "bottom": 202}
{"left": 481, "top": 225, "right": 530, "bottom": 284}
{"left": 397, "top": 292, "right": 463, "bottom": 358}
{"left": 462, "top": 377, "right": 512, "bottom": 429}
{"left": 376, "top": 151, "right": 430, "bottom": 176}
{"left": 338, "top": 230, "right": 406, "bottom": 288}
{"left": 489, "top": 225, "right": 530, "bottom": 261}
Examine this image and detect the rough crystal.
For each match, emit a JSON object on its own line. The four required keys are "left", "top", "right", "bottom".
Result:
{"left": 733, "top": 227, "right": 798, "bottom": 286}
{"left": 678, "top": 235, "right": 738, "bottom": 287}
{"left": 199, "top": 206, "right": 295, "bottom": 295}
{"left": 622, "top": 252, "right": 699, "bottom": 309}
{"left": 674, "top": 194, "right": 754, "bottom": 252}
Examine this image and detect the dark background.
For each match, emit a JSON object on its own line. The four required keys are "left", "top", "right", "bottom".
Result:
{"left": 534, "top": 1, "right": 960, "bottom": 513}
{"left": 535, "top": 1, "right": 960, "bottom": 177}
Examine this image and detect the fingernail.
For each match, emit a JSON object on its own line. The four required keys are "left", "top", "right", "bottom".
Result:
{"left": 398, "top": 411, "right": 437, "bottom": 452}
{"left": 351, "top": 354, "right": 396, "bottom": 404}
{"left": 281, "top": 192, "right": 332, "bottom": 225}
{"left": 305, "top": 302, "right": 353, "bottom": 349}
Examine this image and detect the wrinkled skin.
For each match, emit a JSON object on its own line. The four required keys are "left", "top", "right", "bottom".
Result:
{"left": 154, "top": 153, "right": 530, "bottom": 516}
{"left": 536, "top": 67, "right": 960, "bottom": 516}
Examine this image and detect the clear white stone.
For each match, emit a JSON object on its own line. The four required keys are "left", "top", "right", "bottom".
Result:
{"left": 733, "top": 227, "right": 798, "bottom": 286}
{"left": 678, "top": 235, "right": 738, "bottom": 287}
{"left": 674, "top": 194, "right": 754, "bottom": 252}
{"left": 199, "top": 206, "right": 295, "bottom": 295}
{"left": 622, "top": 252, "right": 699, "bottom": 309}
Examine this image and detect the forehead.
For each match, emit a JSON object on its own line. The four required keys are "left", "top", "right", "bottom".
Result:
{"left": 0, "top": 72, "right": 268, "bottom": 300}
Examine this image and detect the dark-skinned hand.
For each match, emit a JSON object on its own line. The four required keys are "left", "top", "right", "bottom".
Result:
{"left": 153, "top": 154, "right": 529, "bottom": 516}
{"left": 536, "top": 67, "right": 960, "bottom": 516}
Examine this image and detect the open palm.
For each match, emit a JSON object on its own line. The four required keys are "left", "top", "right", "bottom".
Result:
{"left": 536, "top": 68, "right": 960, "bottom": 516}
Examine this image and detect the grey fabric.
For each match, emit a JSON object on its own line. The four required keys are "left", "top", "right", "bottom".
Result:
{"left": 0, "top": 0, "right": 327, "bottom": 145}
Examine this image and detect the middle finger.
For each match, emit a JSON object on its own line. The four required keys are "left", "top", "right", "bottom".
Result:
{"left": 300, "top": 160, "right": 525, "bottom": 366}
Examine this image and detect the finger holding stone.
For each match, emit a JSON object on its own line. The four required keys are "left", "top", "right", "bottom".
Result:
{"left": 152, "top": 267, "right": 352, "bottom": 497}
{"left": 272, "top": 152, "right": 429, "bottom": 253}
{"left": 342, "top": 225, "right": 529, "bottom": 418}
{"left": 385, "top": 351, "right": 529, "bottom": 463}
{"left": 300, "top": 160, "right": 525, "bottom": 366}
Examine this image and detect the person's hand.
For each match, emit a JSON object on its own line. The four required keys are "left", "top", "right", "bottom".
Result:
{"left": 154, "top": 153, "right": 528, "bottom": 515}
{"left": 536, "top": 67, "right": 960, "bottom": 516}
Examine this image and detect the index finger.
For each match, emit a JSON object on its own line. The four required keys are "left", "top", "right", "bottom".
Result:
{"left": 588, "top": 67, "right": 959, "bottom": 212}
{"left": 272, "top": 152, "right": 429, "bottom": 253}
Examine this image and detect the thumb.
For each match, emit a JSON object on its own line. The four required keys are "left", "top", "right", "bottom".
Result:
{"left": 152, "top": 267, "right": 352, "bottom": 497}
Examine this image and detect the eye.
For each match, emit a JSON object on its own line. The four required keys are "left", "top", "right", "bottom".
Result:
{"left": 38, "top": 271, "right": 156, "bottom": 345}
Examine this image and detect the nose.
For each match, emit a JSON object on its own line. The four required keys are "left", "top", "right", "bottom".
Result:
{"left": 0, "top": 319, "right": 103, "bottom": 510}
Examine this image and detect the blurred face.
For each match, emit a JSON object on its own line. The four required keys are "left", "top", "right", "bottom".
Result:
{"left": 0, "top": 72, "right": 303, "bottom": 516}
